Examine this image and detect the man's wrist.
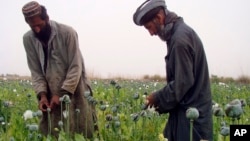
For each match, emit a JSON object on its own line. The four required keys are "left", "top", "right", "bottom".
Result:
{"left": 37, "top": 91, "right": 47, "bottom": 100}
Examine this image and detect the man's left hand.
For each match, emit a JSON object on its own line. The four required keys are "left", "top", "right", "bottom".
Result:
{"left": 50, "top": 95, "right": 60, "bottom": 110}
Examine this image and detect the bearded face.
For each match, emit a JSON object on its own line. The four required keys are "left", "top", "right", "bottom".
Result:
{"left": 144, "top": 18, "right": 166, "bottom": 42}
{"left": 155, "top": 23, "right": 166, "bottom": 41}
{"left": 26, "top": 15, "right": 51, "bottom": 43}
{"left": 33, "top": 22, "right": 51, "bottom": 42}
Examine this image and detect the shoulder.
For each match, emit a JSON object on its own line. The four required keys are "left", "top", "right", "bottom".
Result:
{"left": 23, "top": 30, "right": 34, "bottom": 40}
{"left": 50, "top": 20, "right": 77, "bottom": 36}
{"left": 173, "top": 18, "right": 193, "bottom": 38}
{"left": 22, "top": 30, "right": 36, "bottom": 48}
{"left": 171, "top": 18, "right": 197, "bottom": 45}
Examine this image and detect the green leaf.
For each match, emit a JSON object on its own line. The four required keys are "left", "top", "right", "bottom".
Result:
{"left": 74, "top": 133, "right": 86, "bottom": 141}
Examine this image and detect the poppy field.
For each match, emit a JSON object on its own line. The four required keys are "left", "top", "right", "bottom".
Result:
{"left": 0, "top": 77, "right": 250, "bottom": 141}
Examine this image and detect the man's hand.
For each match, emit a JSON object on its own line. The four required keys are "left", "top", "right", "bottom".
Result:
{"left": 50, "top": 95, "right": 60, "bottom": 110}
{"left": 39, "top": 94, "right": 49, "bottom": 112}
{"left": 146, "top": 93, "right": 162, "bottom": 113}
{"left": 146, "top": 93, "right": 156, "bottom": 107}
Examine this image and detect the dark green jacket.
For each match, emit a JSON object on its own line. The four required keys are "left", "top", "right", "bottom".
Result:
{"left": 154, "top": 18, "right": 213, "bottom": 141}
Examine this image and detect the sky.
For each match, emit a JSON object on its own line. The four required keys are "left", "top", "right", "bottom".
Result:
{"left": 0, "top": 0, "right": 250, "bottom": 79}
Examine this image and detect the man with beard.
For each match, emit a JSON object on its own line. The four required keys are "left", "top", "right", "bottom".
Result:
{"left": 133, "top": 0, "right": 213, "bottom": 141}
{"left": 22, "top": 1, "right": 97, "bottom": 138}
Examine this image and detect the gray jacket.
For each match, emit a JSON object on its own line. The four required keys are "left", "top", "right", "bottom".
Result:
{"left": 23, "top": 20, "right": 96, "bottom": 137}
{"left": 23, "top": 20, "right": 88, "bottom": 96}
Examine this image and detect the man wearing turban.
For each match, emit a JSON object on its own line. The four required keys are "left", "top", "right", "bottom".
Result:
{"left": 133, "top": 0, "right": 213, "bottom": 141}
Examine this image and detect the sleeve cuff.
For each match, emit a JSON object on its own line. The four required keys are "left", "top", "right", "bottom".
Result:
{"left": 37, "top": 91, "right": 47, "bottom": 100}
{"left": 60, "top": 89, "right": 71, "bottom": 95}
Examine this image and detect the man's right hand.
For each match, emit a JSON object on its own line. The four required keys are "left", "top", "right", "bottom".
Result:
{"left": 39, "top": 94, "right": 49, "bottom": 112}
{"left": 146, "top": 93, "right": 156, "bottom": 107}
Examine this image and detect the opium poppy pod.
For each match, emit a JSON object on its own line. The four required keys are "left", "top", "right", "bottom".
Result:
{"left": 186, "top": 107, "right": 199, "bottom": 120}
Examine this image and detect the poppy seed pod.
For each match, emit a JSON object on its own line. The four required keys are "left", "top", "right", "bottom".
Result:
{"left": 0, "top": 117, "right": 4, "bottom": 122}
{"left": 131, "top": 113, "right": 140, "bottom": 122}
{"left": 186, "top": 107, "right": 199, "bottom": 120}
{"left": 61, "top": 95, "right": 71, "bottom": 103}
{"left": 114, "top": 121, "right": 121, "bottom": 128}
{"left": 110, "top": 80, "right": 116, "bottom": 86}
{"left": 113, "top": 116, "right": 119, "bottom": 121}
{"left": 47, "top": 108, "right": 51, "bottom": 112}
{"left": 58, "top": 120, "right": 63, "bottom": 127}
{"left": 229, "top": 99, "right": 241, "bottom": 105}
{"left": 225, "top": 100, "right": 243, "bottom": 118}
{"left": 28, "top": 124, "right": 39, "bottom": 131}
{"left": 9, "top": 137, "right": 15, "bottom": 141}
{"left": 75, "top": 109, "right": 80, "bottom": 113}
{"left": 133, "top": 93, "right": 140, "bottom": 99}
{"left": 220, "top": 126, "right": 230, "bottom": 136}
{"left": 141, "top": 103, "right": 148, "bottom": 110}
{"left": 106, "top": 114, "right": 113, "bottom": 121}
{"left": 99, "top": 105, "right": 107, "bottom": 111}
{"left": 213, "top": 107, "right": 224, "bottom": 117}
{"left": 37, "top": 110, "right": 43, "bottom": 116}
{"left": 220, "top": 121, "right": 226, "bottom": 127}
{"left": 111, "top": 106, "right": 118, "bottom": 113}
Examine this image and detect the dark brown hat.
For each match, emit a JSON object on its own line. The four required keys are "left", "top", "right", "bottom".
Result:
{"left": 22, "top": 1, "right": 41, "bottom": 18}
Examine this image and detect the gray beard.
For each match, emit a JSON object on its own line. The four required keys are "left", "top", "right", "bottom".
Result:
{"left": 156, "top": 23, "right": 174, "bottom": 42}
{"left": 156, "top": 24, "right": 166, "bottom": 41}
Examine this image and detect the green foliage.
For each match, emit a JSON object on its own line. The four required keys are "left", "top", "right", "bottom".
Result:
{"left": 0, "top": 78, "right": 249, "bottom": 141}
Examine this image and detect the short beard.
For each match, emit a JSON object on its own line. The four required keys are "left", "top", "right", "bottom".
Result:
{"left": 153, "top": 21, "right": 166, "bottom": 42}
{"left": 34, "top": 23, "right": 51, "bottom": 43}
{"left": 156, "top": 24, "right": 166, "bottom": 41}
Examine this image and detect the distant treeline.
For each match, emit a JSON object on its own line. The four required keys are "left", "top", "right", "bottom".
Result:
{"left": 1, "top": 73, "right": 250, "bottom": 84}
{"left": 210, "top": 74, "right": 250, "bottom": 84}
